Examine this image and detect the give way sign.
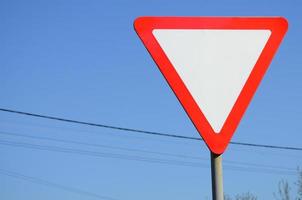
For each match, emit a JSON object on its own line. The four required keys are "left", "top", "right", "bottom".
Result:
{"left": 134, "top": 17, "right": 288, "bottom": 154}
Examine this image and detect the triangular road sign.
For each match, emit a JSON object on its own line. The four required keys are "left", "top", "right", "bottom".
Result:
{"left": 134, "top": 17, "right": 288, "bottom": 154}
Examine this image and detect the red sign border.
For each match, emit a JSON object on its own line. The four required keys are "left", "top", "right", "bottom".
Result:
{"left": 134, "top": 17, "right": 288, "bottom": 154}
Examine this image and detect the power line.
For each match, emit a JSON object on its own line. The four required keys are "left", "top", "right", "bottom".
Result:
{"left": 0, "top": 138, "right": 209, "bottom": 168}
{"left": 0, "top": 107, "right": 301, "bottom": 151}
{"left": 0, "top": 130, "right": 206, "bottom": 160}
{"left": 0, "top": 138, "right": 297, "bottom": 176}
{"left": 0, "top": 130, "right": 295, "bottom": 172}
{"left": 0, "top": 168, "right": 118, "bottom": 200}
{"left": 1, "top": 120, "right": 301, "bottom": 160}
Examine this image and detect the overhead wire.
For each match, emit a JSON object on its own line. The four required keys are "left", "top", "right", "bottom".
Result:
{"left": 1, "top": 119, "right": 301, "bottom": 160}
{"left": 0, "top": 108, "right": 301, "bottom": 151}
{"left": 0, "top": 130, "right": 296, "bottom": 172}
{"left": 0, "top": 168, "right": 118, "bottom": 200}
{"left": 0, "top": 130, "right": 204, "bottom": 160}
{"left": 0, "top": 138, "right": 297, "bottom": 176}
{"left": 0, "top": 139, "right": 211, "bottom": 168}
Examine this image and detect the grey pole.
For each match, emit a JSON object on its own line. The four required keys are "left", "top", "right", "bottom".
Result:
{"left": 211, "top": 152, "right": 224, "bottom": 200}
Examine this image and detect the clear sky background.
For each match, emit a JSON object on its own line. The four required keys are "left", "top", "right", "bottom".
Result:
{"left": 0, "top": 0, "right": 301, "bottom": 199}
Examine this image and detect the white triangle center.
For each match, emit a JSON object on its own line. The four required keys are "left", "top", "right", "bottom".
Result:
{"left": 153, "top": 29, "right": 271, "bottom": 133}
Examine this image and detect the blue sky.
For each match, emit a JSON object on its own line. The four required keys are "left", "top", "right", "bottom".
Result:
{"left": 0, "top": 0, "right": 301, "bottom": 199}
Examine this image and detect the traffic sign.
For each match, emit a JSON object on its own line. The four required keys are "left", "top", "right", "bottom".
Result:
{"left": 134, "top": 17, "right": 287, "bottom": 154}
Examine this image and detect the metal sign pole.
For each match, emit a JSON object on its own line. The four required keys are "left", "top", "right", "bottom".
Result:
{"left": 211, "top": 152, "right": 224, "bottom": 200}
